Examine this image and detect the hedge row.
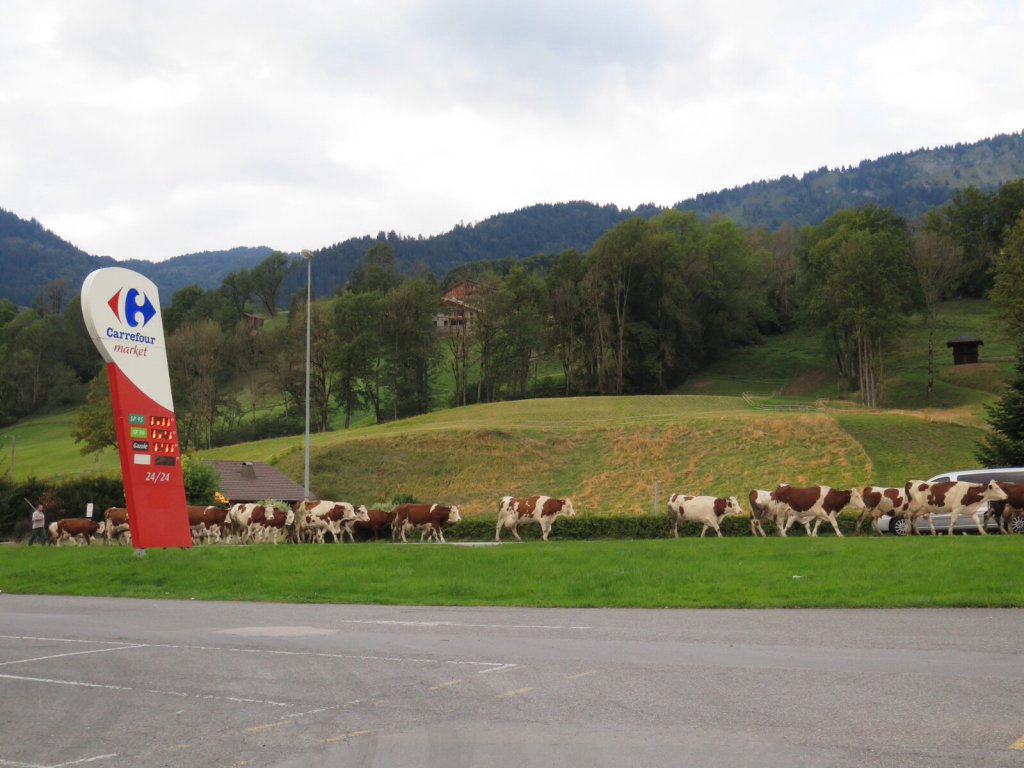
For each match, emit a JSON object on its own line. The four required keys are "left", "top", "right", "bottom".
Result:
{"left": 0, "top": 475, "right": 125, "bottom": 539}
{"left": 446, "top": 512, "right": 866, "bottom": 541}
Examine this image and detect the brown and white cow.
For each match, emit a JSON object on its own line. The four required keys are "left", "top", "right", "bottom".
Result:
{"left": 770, "top": 485, "right": 854, "bottom": 537}
{"left": 495, "top": 496, "right": 576, "bottom": 542}
{"left": 393, "top": 503, "right": 462, "bottom": 543}
{"left": 852, "top": 486, "right": 909, "bottom": 535}
{"left": 229, "top": 502, "right": 297, "bottom": 544}
{"left": 352, "top": 508, "right": 396, "bottom": 541}
{"left": 748, "top": 489, "right": 780, "bottom": 537}
{"left": 984, "top": 482, "right": 1024, "bottom": 533}
{"left": 750, "top": 487, "right": 816, "bottom": 536}
{"left": 52, "top": 518, "right": 104, "bottom": 546}
{"left": 187, "top": 505, "right": 228, "bottom": 544}
{"left": 293, "top": 500, "right": 370, "bottom": 543}
{"left": 667, "top": 494, "right": 742, "bottom": 538}
{"left": 103, "top": 507, "right": 132, "bottom": 545}
{"left": 904, "top": 480, "right": 1008, "bottom": 535}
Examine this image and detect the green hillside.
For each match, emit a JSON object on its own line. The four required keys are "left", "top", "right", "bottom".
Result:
{"left": 0, "top": 298, "right": 1006, "bottom": 515}
{"left": 2, "top": 394, "right": 989, "bottom": 519}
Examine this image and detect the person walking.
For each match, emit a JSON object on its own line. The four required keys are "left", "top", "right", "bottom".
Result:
{"left": 28, "top": 504, "right": 46, "bottom": 546}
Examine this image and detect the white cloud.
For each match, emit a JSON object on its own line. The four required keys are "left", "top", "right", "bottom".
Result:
{"left": 1, "top": 0, "right": 1022, "bottom": 261}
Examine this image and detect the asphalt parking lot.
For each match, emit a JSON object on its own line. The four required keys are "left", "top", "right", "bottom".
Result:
{"left": 2, "top": 595, "right": 1024, "bottom": 767}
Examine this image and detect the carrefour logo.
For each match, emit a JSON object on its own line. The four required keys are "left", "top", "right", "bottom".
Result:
{"left": 105, "top": 287, "right": 158, "bottom": 345}
{"left": 107, "top": 287, "right": 156, "bottom": 328}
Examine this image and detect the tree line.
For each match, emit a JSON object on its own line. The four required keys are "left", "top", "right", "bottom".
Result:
{"left": 1, "top": 181, "right": 1022, "bottom": 463}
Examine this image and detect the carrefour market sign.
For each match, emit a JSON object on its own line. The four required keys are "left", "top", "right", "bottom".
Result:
{"left": 82, "top": 269, "right": 174, "bottom": 411}
{"left": 81, "top": 267, "right": 190, "bottom": 548}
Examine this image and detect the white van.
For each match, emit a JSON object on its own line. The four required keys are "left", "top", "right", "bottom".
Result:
{"left": 883, "top": 467, "right": 1024, "bottom": 535}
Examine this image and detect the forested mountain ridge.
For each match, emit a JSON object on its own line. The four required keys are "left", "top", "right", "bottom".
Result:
{"left": 2, "top": 130, "right": 1022, "bottom": 306}
{"left": 0, "top": 208, "right": 273, "bottom": 307}
{"left": 675, "top": 132, "right": 1024, "bottom": 227}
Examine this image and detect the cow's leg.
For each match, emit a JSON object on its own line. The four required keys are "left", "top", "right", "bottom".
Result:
{"left": 779, "top": 515, "right": 792, "bottom": 537}
{"left": 827, "top": 514, "right": 843, "bottom": 537}
{"left": 947, "top": 510, "right": 959, "bottom": 536}
{"left": 510, "top": 523, "right": 522, "bottom": 543}
{"left": 435, "top": 523, "right": 446, "bottom": 543}
{"left": 540, "top": 520, "right": 551, "bottom": 542}
{"left": 670, "top": 516, "right": 679, "bottom": 538}
{"left": 495, "top": 518, "right": 504, "bottom": 542}
{"left": 853, "top": 510, "right": 869, "bottom": 534}
{"left": 970, "top": 511, "right": 986, "bottom": 535}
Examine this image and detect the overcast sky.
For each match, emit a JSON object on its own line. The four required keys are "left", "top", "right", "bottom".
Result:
{"left": 3, "top": 1, "right": 1023, "bottom": 263}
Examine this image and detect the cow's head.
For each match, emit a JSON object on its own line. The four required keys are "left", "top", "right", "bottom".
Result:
{"left": 561, "top": 498, "right": 577, "bottom": 517}
{"left": 448, "top": 505, "right": 462, "bottom": 523}
{"left": 355, "top": 505, "right": 370, "bottom": 522}
{"left": 724, "top": 497, "right": 742, "bottom": 516}
{"left": 981, "top": 479, "right": 1009, "bottom": 503}
{"left": 847, "top": 487, "right": 865, "bottom": 510}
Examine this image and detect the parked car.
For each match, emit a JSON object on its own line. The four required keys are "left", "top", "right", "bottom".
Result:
{"left": 883, "top": 468, "right": 1024, "bottom": 535}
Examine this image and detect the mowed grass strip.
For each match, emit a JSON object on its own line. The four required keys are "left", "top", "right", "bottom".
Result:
{"left": 2, "top": 538, "right": 1022, "bottom": 608}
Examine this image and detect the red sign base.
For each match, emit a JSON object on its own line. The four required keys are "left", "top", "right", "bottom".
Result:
{"left": 108, "top": 363, "right": 191, "bottom": 548}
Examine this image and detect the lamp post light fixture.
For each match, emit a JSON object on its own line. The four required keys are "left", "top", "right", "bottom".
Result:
{"left": 300, "top": 249, "right": 314, "bottom": 501}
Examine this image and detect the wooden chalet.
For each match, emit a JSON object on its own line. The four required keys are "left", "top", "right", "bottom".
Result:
{"left": 435, "top": 279, "right": 482, "bottom": 333}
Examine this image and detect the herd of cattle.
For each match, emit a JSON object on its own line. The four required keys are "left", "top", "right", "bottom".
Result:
{"left": 38, "top": 478, "right": 1024, "bottom": 547}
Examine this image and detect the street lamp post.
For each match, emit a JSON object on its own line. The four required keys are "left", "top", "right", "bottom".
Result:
{"left": 300, "top": 250, "right": 313, "bottom": 501}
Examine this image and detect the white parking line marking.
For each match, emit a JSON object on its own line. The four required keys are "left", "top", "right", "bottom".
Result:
{"left": 0, "top": 634, "right": 516, "bottom": 673}
{"left": 0, "top": 636, "right": 119, "bottom": 644}
{"left": 0, "top": 645, "right": 147, "bottom": 667}
{"left": 0, "top": 754, "right": 118, "bottom": 768}
{"left": 333, "top": 619, "right": 591, "bottom": 630}
{"left": 52, "top": 756, "right": 119, "bottom": 767}
{"left": 478, "top": 664, "right": 518, "bottom": 674}
{"left": 0, "top": 673, "right": 292, "bottom": 707}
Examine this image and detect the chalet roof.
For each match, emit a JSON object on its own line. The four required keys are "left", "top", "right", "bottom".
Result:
{"left": 204, "top": 460, "right": 309, "bottom": 504}
{"left": 946, "top": 335, "right": 983, "bottom": 347}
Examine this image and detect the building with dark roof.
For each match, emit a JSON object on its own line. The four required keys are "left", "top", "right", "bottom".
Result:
{"left": 946, "top": 335, "right": 983, "bottom": 365}
{"left": 204, "top": 460, "right": 309, "bottom": 504}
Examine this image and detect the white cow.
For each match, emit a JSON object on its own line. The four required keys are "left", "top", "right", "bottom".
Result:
{"left": 229, "top": 503, "right": 296, "bottom": 544}
{"left": 293, "top": 500, "right": 370, "bottom": 543}
{"left": 904, "top": 480, "right": 1008, "bottom": 535}
{"left": 495, "top": 496, "right": 576, "bottom": 542}
{"left": 667, "top": 494, "right": 742, "bottom": 538}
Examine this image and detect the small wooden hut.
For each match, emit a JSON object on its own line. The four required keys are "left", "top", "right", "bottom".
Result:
{"left": 946, "top": 335, "right": 983, "bottom": 366}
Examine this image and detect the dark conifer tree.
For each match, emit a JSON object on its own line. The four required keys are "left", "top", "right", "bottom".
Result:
{"left": 975, "top": 346, "right": 1024, "bottom": 467}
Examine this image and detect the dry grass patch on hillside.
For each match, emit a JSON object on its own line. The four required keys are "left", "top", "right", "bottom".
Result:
{"left": 291, "top": 411, "right": 873, "bottom": 518}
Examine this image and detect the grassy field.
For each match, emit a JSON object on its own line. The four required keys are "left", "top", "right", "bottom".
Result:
{"left": 2, "top": 537, "right": 1022, "bottom": 608}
